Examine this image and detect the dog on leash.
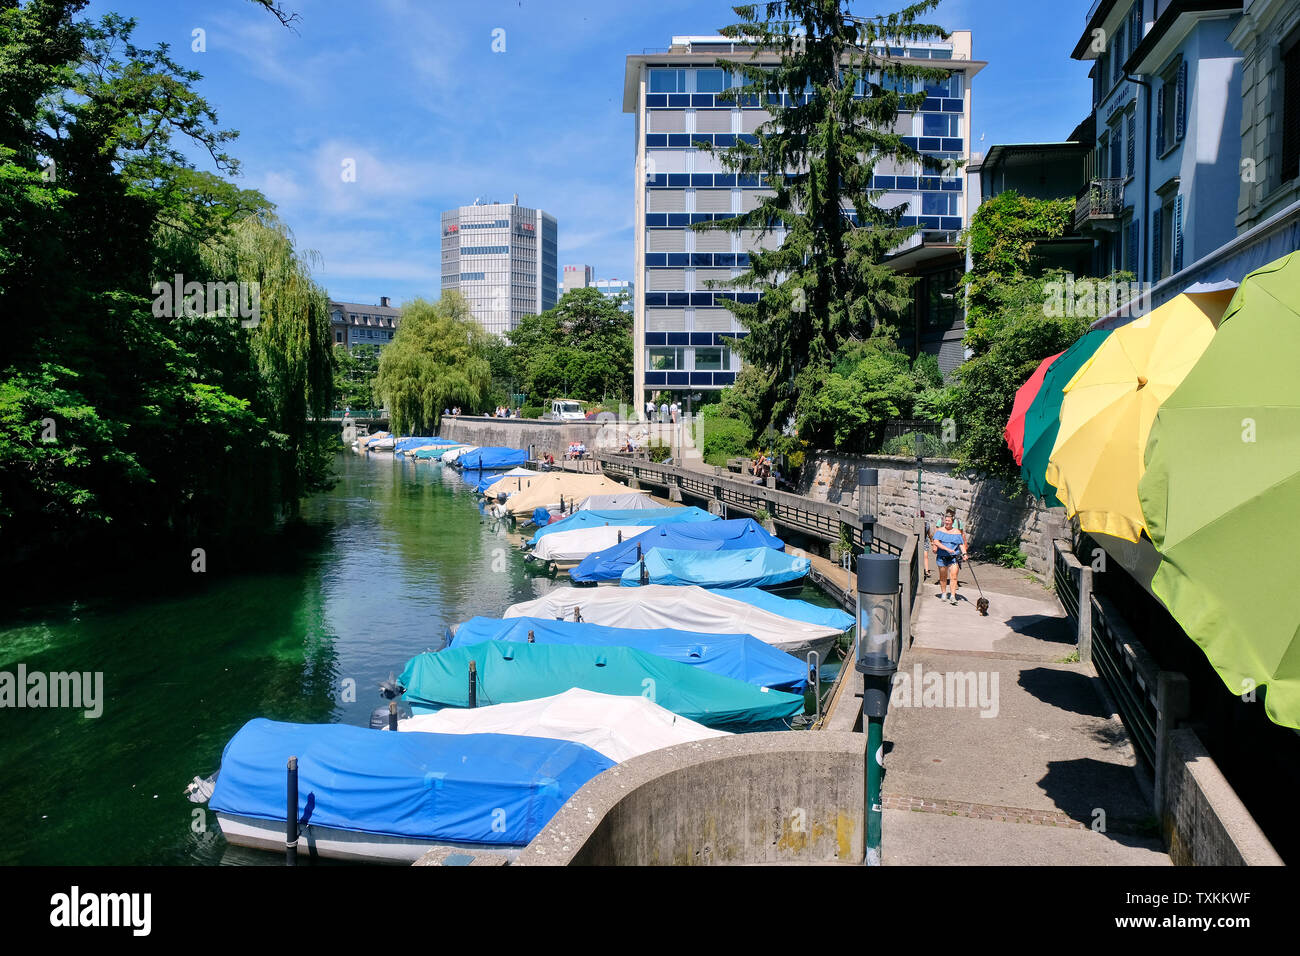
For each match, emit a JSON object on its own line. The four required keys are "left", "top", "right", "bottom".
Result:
{"left": 976, "top": 595, "right": 989, "bottom": 616}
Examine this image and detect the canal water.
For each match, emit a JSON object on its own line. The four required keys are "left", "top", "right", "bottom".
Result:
{"left": 0, "top": 451, "right": 839, "bottom": 865}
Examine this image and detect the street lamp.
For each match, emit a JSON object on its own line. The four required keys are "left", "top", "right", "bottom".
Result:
{"left": 855, "top": 551, "right": 900, "bottom": 867}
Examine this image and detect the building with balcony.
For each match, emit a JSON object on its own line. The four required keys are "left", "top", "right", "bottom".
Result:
{"left": 624, "top": 32, "right": 985, "bottom": 412}
{"left": 440, "top": 197, "right": 558, "bottom": 336}
{"left": 330, "top": 296, "right": 401, "bottom": 348}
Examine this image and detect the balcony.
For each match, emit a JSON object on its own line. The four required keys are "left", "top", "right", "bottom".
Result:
{"left": 1074, "top": 178, "right": 1126, "bottom": 230}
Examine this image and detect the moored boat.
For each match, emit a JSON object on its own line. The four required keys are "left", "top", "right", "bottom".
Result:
{"left": 570, "top": 518, "right": 783, "bottom": 583}
{"left": 621, "top": 546, "right": 810, "bottom": 591}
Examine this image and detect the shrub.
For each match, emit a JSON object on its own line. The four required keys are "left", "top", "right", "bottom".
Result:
{"left": 984, "top": 538, "right": 1027, "bottom": 569}
{"left": 699, "top": 414, "right": 753, "bottom": 466}
{"left": 521, "top": 404, "right": 545, "bottom": 419}
{"left": 647, "top": 440, "right": 671, "bottom": 463}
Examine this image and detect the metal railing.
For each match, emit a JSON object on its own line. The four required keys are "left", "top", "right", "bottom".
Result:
{"left": 1089, "top": 592, "right": 1160, "bottom": 770}
{"left": 1074, "top": 177, "right": 1127, "bottom": 229}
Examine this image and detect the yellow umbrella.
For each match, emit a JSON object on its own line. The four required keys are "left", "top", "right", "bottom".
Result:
{"left": 1045, "top": 289, "right": 1233, "bottom": 542}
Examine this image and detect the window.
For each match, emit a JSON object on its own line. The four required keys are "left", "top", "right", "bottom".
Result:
{"left": 922, "top": 113, "right": 959, "bottom": 137}
{"left": 924, "top": 267, "right": 962, "bottom": 330}
{"left": 461, "top": 245, "right": 510, "bottom": 255}
{"left": 921, "top": 192, "right": 957, "bottom": 216}
{"left": 334, "top": 330, "right": 343, "bottom": 343}
{"left": 1126, "top": 109, "right": 1136, "bottom": 177}
{"left": 649, "top": 68, "right": 685, "bottom": 93}
{"left": 1283, "top": 30, "right": 1300, "bottom": 183}
{"left": 1154, "top": 189, "right": 1182, "bottom": 279}
{"left": 1110, "top": 119, "right": 1123, "bottom": 178}
{"left": 693, "top": 346, "right": 731, "bottom": 371}
{"left": 648, "top": 347, "right": 684, "bottom": 370}
{"left": 1112, "top": 22, "right": 1125, "bottom": 85}
{"left": 1157, "top": 58, "right": 1186, "bottom": 155}
{"left": 695, "top": 68, "right": 727, "bottom": 93}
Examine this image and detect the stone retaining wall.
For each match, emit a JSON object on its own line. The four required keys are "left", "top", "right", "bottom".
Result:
{"left": 440, "top": 416, "right": 688, "bottom": 461}
{"left": 800, "top": 452, "right": 1067, "bottom": 576}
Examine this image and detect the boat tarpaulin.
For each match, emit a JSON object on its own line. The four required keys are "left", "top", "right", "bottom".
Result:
{"left": 458, "top": 447, "right": 528, "bottom": 470}
{"left": 476, "top": 468, "right": 540, "bottom": 495}
{"left": 705, "top": 588, "right": 854, "bottom": 632}
{"left": 447, "top": 616, "right": 807, "bottom": 692}
{"left": 501, "top": 474, "right": 635, "bottom": 516}
{"left": 504, "top": 585, "right": 844, "bottom": 653}
{"left": 414, "top": 443, "right": 467, "bottom": 460}
{"left": 529, "top": 525, "right": 648, "bottom": 562}
{"left": 531, "top": 507, "right": 551, "bottom": 527}
{"left": 400, "top": 642, "right": 804, "bottom": 731}
{"left": 571, "top": 518, "right": 783, "bottom": 582}
{"left": 391, "top": 689, "right": 727, "bottom": 762}
{"left": 622, "top": 547, "right": 810, "bottom": 589}
{"left": 527, "top": 506, "right": 716, "bottom": 546}
{"left": 576, "top": 492, "right": 655, "bottom": 511}
{"left": 208, "top": 718, "right": 613, "bottom": 846}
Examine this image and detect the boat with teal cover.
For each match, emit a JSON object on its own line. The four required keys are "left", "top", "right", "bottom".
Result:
{"left": 413, "top": 443, "right": 467, "bottom": 460}
{"left": 527, "top": 506, "right": 717, "bottom": 547}
{"left": 399, "top": 642, "right": 804, "bottom": 731}
{"left": 704, "top": 587, "right": 854, "bottom": 631}
{"left": 571, "top": 518, "right": 783, "bottom": 582}
{"left": 622, "top": 546, "right": 810, "bottom": 590}
{"left": 446, "top": 616, "right": 807, "bottom": 692}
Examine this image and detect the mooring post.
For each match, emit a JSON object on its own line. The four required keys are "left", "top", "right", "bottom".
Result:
{"left": 286, "top": 756, "right": 299, "bottom": 867}
{"left": 468, "top": 659, "right": 478, "bottom": 708}
{"left": 388, "top": 700, "right": 397, "bottom": 732}
{"left": 527, "top": 629, "right": 536, "bottom": 643}
{"left": 807, "top": 652, "right": 821, "bottom": 723}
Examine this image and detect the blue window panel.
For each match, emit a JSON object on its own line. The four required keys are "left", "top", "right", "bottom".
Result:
{"left": 900, "top": 137, "right": 917, "bottom": 149}
{"left": 895, "top": 176, "right": 917, "bottom": 190}
{"left": 690, "top": 332, "right": 713, "bottom": 345}
{"left": 691, "top": 254, "right": 712, "bottom": 267}
{"left": 715, "top": 174, "right": 736, "bottom": 187}
{"left": 714, "top": 133, "right": 736, "bottom": 148}
{"left": 922, "top": 113, "right": 949, "bottom": 136}
{"left": 921, "top": 193, "right": 948, "bottom": 215}
{"left": 645, "top": 372, "right": 667, "bottom": 386}
{"left": 666, "top": 332, "right": 690, "bottom": 345}
{"left": 690, "top": 372, "right": 713, "bottom": 386}
{"left": 737, "top": 93, "right": 760, "bottom": 108}
{"left": 667, "top": 134, "right": 692, "bottom": 148}
{"left": 920, "top": 97, "right": 942, "bottom": 111}
{"left": 875, "top": 175, "right": 895, "bottom": 189}
{"left": 716, "top": 254, "right": 737, "bottom": 267}
{"left": 666, "top": 293, "right": 690, "bottom": 307}
{"left": 645, "top": 94, "right": 668, "bottom": 108}
{"left": 645, "top": 214, "right": 668, "bottom": 227}
{"left": 668, "top": 173, "right": 690, "bottom": 187}
{"left": 738, "top": 134, "right": 759, "bottom": 145}
{"left": 649, "top": 173, "right": 668, "bottom": 187}
{"left": 646, "top": 253, "right": 667, "bottom": 267}
{"left": 919, "top": 137, "right": 942, "bottom": 151}
{"left": 737, "top": 292, "right": 761, "bottom": 303}
{"left": 645, "top": 333, "right": 668, "bottom": 346}
{"left": 645, "top": 134, "right": 667, "bottom": 148}
{"left": 666, "top": 253, "right": 690, "bottom": 267}
{"left": 919, "top": 176, "right": 942, "bottom": 191}
{"left": 667, "top": 213, "right": 691, "bottom": 227}
{"left": 942, "top": 178, "right": 963, "bottom": 191}
{"left": 645, "top": 293, "right": 668, "bottom": 306}
{"left": 690, "top": 174, "right": 713, "bottom": 187}
{"left": 941, "top": 137, "right": 964, "bottom": 152}
{"left": 942, "top": 99, "right": 963, "bottom": 113}
{"left": 736, "top": 254, "right": 750, "bottom": 266}
{"left": 692, "top": 94, "right": 714, "bottom": 107}
{"left": 920, "top": 215, "right": 942, "bottom": 229}
{"left": 738, "top": 174, "right": 761, "bottom": 187}
{"left": 941, "top": 216, "right": 963, "bottom": 231}
{"left": 899, "top": 215, "right": 917, "bottom": 227}
{"left": 668, "top": 94, "right": 690, "bottom": 108}
{"left": 667, "top": 372, "right": 690, "bottom": 386}
{"left": 730, "top": 330, "right": 748, "bottom": 339}
{"left": 690, "top": 293, "right": 713, "bottom": 306}
{"left": 713, "top": 372, "right": 737, "bottom": 386}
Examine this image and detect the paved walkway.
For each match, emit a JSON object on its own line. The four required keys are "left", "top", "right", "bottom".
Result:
{"left": 881, "top": 561, "right": 1169, "bottom": 865}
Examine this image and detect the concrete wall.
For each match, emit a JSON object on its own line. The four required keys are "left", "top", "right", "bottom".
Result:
{"left": 799, "top": 452, "right": 1068, "bottom": 576}
{"left": 440, "top": 416, "right": 689, "bottom": 462}
{"left": 516, "top": 732, "right": 865, "bottom": 866}
{"left": 1161, "top": 728, "right": 1284, "bottom": 866}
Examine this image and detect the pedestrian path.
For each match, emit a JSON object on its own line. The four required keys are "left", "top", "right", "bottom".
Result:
{"left": 881, "top": 561, "right": 1170, "bottom": 865}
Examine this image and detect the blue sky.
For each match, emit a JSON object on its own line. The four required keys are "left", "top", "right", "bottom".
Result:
{"left": 85, "top": 0, "right": 1094, "bottom": 307}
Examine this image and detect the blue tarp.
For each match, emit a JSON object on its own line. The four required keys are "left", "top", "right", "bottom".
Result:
{"left": 622, "top": 546, "right": 810, "bottom": 589}
{"left": 208, "top": 718, "right": 613, "bottom": 847}
{"left": 393, "top": 436, "right": 444, "bottom": 452}
{"left": 400, "top": 642, "right": 804, "bottom": 731}
{"left": 458, "top": 447, "right": 528, "bottom": 470}
{"left": 447, "top": 616, "right": 807, "bottom": 692}
{"left": 706, "top": 588, "right": 855, "bottom": 632}
{"left": 527, "top": 506, "right": 716, "bottom": 547}
{"left": 531, "top": 507, "right": 551, "bottom": 527}
{"left": 571, "top": 519, "right": 783, "bottom": 582}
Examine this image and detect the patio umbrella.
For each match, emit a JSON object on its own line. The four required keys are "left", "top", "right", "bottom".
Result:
{"left": 1138, "top": 250, "right": 1300, "bottom": 729}
{"left": 1005, "top": 351, "right": 1063, "bottom": 466}
{"left": 1020, "top": 328, "right": 1112, "bottom": 500}
{"left": 1044, "top": 289, "right": 1233, "bottom": 541}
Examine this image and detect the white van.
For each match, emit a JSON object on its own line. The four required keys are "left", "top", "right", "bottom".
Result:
{"left": 546, "top": 399, "right": 586, "bottom": 421}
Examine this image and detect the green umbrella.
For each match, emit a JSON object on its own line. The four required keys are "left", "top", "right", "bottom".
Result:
{"left": 1020, "top": 327, "right": 1113, "bottom": 501}
{"left": 1139, "top": 250, "right": 1300, "bottom": 729}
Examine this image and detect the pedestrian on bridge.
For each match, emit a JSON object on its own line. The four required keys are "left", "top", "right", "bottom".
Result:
{"left": 932, "top": 510, "right": 968, "bottom": 605}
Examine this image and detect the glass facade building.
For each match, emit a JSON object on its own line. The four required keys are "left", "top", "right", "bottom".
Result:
{"left": 624, "top": 34, "right": 984, "bottom": 412}
{"left": 441, "top": 199, "right": 558, "bottom": 336}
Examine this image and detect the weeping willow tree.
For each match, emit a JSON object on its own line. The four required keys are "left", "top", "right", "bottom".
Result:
{"left": 376, "top": 293, "right": 492, "bottom": 434}
{"left": 197, "top": 212, "right": 335, "bottom": 510}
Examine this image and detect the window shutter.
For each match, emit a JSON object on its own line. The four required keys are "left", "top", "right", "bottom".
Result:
{"left": 1156, "top": 84, "right": 1166, "bottom": 154}
{"left": 1127, "top": 221, "right": 1139, "bottom": 275}
{"left": 1175, "top": 61, "right": 1188, "bottom": 142}
{"left": 1129, "top": 5, "right": 1141, "bottom": 52}
{"left": 1126, "top": 112, "right": 1136, "bottom": 176}
{"left": 1173, "top": 194, "right": 1184, "bottom": 272}
{"left": 1152, "top": 210, "right": 1162, "bottom": 278}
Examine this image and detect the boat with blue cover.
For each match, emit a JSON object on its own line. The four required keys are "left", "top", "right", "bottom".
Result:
{"left": 445, "top": 616, "right": 808, "bottom": 693}
{"left": 527, "top": 506, "right": 717, "bottom": 547}
{"left": 570, "top": 518, "right": 783, "bottom": 583}
{"left": 456, "top": 447, "right": 529, "bottom": 470}
{"left": 207, "top": 718, "right": 613, "bottom": 863}
{"left": 399, "top": 642, "right": 805, "bottom": 731}
{"left": 621, "top": 546, "right": 810, "bottom": 591}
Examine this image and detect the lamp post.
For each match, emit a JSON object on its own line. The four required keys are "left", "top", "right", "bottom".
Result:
{"left": 855, "top": 551, "right": 901, "bottom": 867}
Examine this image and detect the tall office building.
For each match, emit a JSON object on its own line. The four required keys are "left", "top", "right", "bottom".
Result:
{"left": 624, "top": 33, "right": 983, "bottom": 412}
{"left": 440, "top": 197, "right": 558, "bottom": 336}
{"left": 562, "top": 264, "right": 594, "bottom": 294}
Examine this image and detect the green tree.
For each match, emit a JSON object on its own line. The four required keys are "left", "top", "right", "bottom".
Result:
{"left": 506, "top": 288, "right": 632, "bottom": 405}
{"left": 375, "top": 293, "right": 493, "bottom": 434}
{"left": 697, "top": 0, "right": 951, "bottom": 432}
{"left": 333, "top": 344, "right": 380, "bottom": 411}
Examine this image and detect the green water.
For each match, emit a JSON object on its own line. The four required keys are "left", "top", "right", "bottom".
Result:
{"left": 0, "top": 451, "right": 839, "bottom": 864}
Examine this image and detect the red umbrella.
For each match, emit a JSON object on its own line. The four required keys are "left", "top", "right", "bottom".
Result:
{"left": 1005, "top": 352, "right": 1063, "bottom": 466}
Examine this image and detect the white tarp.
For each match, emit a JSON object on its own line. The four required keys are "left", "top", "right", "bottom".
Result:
{"left": 505, "top": 585, "right": 843, "bottom": 658}
{"left": 390, "top": 688, "right": 727, "bottom": 762}
{"left": 576, "top": 492, "right": 655, "bottom": 511}
{"left": 529, "top": 525, "right": 647, "bottom": 562}
{"left": 440, "top": 445, "right": 477, "bottom": 464}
